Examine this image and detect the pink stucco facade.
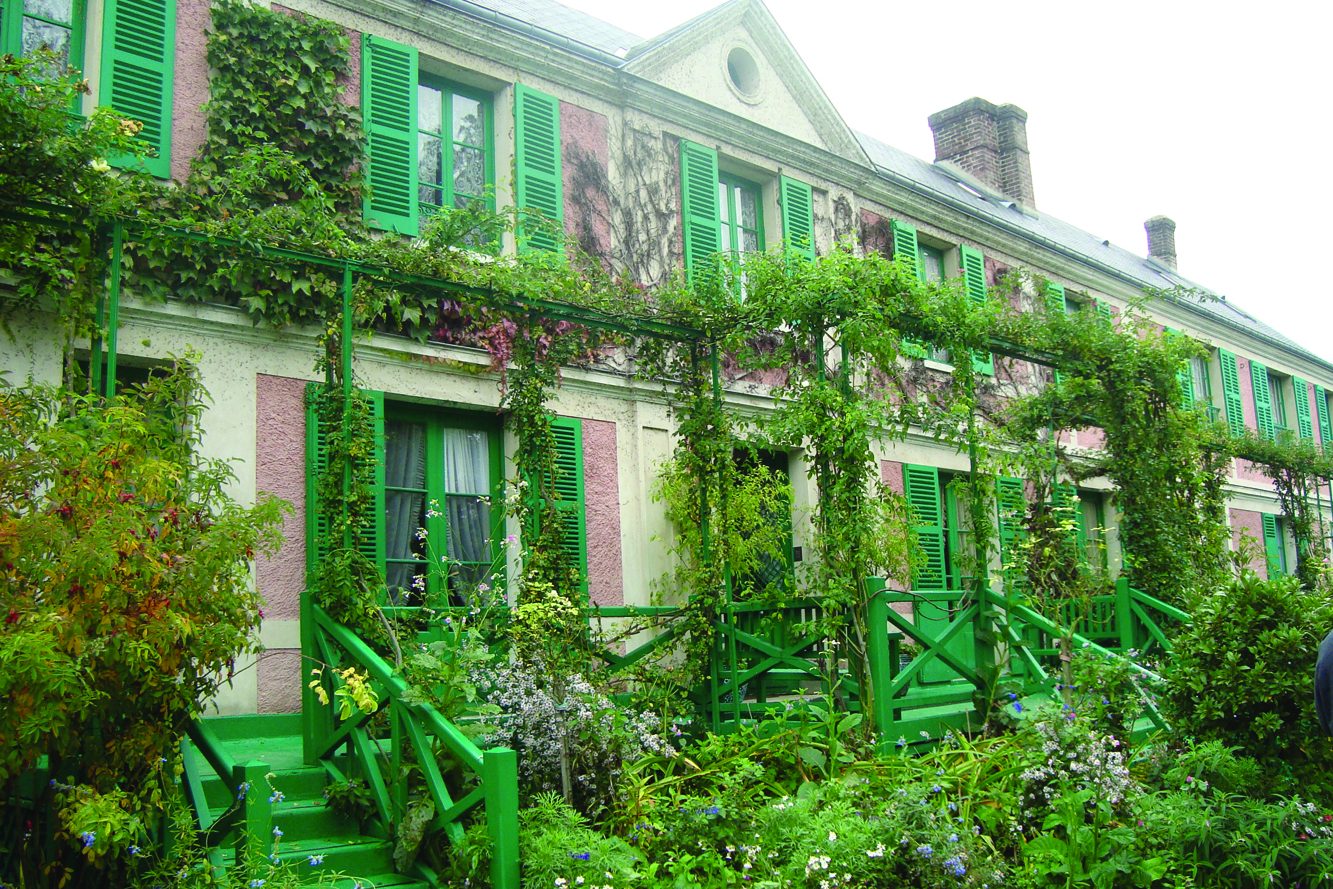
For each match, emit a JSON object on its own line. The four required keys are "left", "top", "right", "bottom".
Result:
{"left": 560, "top": 102, "right": 612, "bottom": 265}
{"left": 880, "top": 459, "right": 904, "bottom": 495}
{"left": 1229, "top": 508, "right": 1268, "bottom": 577}
{"left": 581, "top": 417, "right": 623, "bottom": 606}
{"left": 255, "top": 374, "right": 310, "bottom": 713}
{"left": 170, "top": 0, "right": 212, "bottom": 182}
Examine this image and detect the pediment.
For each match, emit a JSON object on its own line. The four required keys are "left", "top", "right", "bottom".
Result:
{"left": 623, "top": 0, "right": 868, "bottom": 164}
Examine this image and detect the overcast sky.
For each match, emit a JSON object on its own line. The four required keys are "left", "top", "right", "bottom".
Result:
{"left": 560, "top": 0, "right": 1332, "bottom": 361}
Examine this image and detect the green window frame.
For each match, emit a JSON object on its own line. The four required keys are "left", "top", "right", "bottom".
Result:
{"left": 417, "top": 76, "right": 495, "bottom": 221}
{"left": 1, "top": 0, "right": 86, "bottom": 73}
{"left": 382, "top": 406, "right": 504, "bottom": 606}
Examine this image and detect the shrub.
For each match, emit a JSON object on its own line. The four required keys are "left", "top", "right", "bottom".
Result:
{"left": 0, "top": 365, "right": 286, "bottom": 883}
{"left": 1164, "top": 568, "right": 1333, "bottom": 779}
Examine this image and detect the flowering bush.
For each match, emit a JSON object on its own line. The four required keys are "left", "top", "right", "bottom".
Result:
{"left": 0, "top": 364, "right": 286, "bottom": 883}
{"left": 478, "top": 662, "right": 675, "bottom": 818}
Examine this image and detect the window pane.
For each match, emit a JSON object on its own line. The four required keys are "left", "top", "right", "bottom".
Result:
{"left": 717, "top": 182, "right": 730, "bottom": 225}
{"left": 921, "top": 250, "right": 943, "bottom": 282}
{"left": 386, "top": 562, "right": 426, "bottom": 601}
{"left": 22, "top": 18, "right": 70, "bottom": 63}
{"left": 444, "top": 427, "right": 489, "bottom": 493}
{"left": 740, "top": 228, "right": 759, "bottom": 253}
{"left": 417, "top": 84, "right": 442, "bottom": 134}
{"left": 452, "top": 146, "right": 485, "bottom": 202}
{"left": 385, "top": 420, "right": 427, "bottom": 488}
{"left": 446, "top": 495, "right": 490, "bottom": 563}
{"left": 737, "top": 186, "right": 758, "bottom": 230}
{"left": 418, "top": 134, "right": 442, "bottom": 207}
{"left": 25, "top": 0, "right": 72, "bottom": 21}
{"left": 385, "top": 490, "right": 426, "bottom": 563}
{"left": 452, "top": 94, "right": 484, "bottom": 145}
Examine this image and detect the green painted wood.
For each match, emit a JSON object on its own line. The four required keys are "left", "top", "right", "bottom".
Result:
{"left": 101, "top": 0, "right": 175, "bottom": 178}
{"left": 889, "top": 219, "right": 919, "bottom": 277}
{"left": 1317, "top": 385, "right": 1332, "bottom": 445}
{"left": 1295, "top": 377, "right": 1315, "bottom": 440}
{"left": 779, "top": 175, "right": 815, "bottom": 260}
{"left": 362, "top": 33, "right": 419, "bottom": 235}
{"left": 904, "top": 464, "right": 946, "bottom": 590}
{"left": 514, "top": 83, "right": 563, "bottom": 253}
{"left": 484, "top": 748, "right": 521, "bottom": 889}
{"left": 1262, "top": 513, "right": 1284, "bottom": 577}
{"left": 959, "top": 245, "right": 992, "bottom": 374}
{"left": 1218, "top": 349, "right": 1246, "bottom": 434}
{"left": 996, "top": 477, "right": 1027, "bottom": 594}
{"left": 1251, "top": 360, "right": 1275, "bottom": 440}
{"left": 544, "top": 416, "right": 587, "bottom": 596}
{"left": 679, "top": 140, "right": 720, "bottom": 284}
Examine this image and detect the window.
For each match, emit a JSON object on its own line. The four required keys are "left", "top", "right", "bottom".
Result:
{"left": 1269, "top": 370, "right": 1290, "bottom": 436}
{"left": 717, "top": 172, "right": 763, "bottom": 291}
{"left": 3, "top": 0, "right": 85, "bottom": 72}
{"left": 904, "top": 464, "right": 973, "bottom": 592}
{"left": 919, "top": 244, "right": 944, "bottom": 283}
{"left": 417, "top": 78, "right": 494, "bottom": 220}
{"left": 1, "top": 0, "right": 174, "bottom": 177}
{"left": 1250, "top": 359, "right": 1283, "bottom": 440}
{"left": 678, "top": 140, "right": 816, "bottom": 285}
{"left": 305, "top": 388, "right": 505, "bottom": 608}
{"left": 365, "top": 35, "right": 547, "bottom": 245}
{"left": 383, "top": 408, "right": 503, "bottom": 605}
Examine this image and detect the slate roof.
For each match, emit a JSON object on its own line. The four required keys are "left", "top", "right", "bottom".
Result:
{"left": 449, "top": 0, "right": 1329, "bottom": 371}
{"left": 434, "top": 0, "right": 640, "bottom": 58}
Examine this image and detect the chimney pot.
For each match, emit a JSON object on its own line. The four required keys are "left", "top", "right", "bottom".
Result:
{"left": 1145, "top": 216, "right": 1177, "bottom": 269}
{"left": 929, "top": 97, "right": 1036, "bottom": 208}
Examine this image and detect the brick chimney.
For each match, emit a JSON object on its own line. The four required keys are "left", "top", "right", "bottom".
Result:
{"left": 929, "top": 98, "right": 1036, "bottom": 208}
{"left": 1145, "top": 216, "right": 1177, "bottom": 269}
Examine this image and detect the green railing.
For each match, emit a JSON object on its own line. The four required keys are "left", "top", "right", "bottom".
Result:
{"left": 307, "top": 604, "right": 519, "bottom": 889}
{"left": 180, "top": 719, "right": 275, "bottom": 874}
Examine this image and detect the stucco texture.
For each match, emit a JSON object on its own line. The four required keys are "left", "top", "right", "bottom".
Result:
{"left": 880, "top": 459, "right": 904, "bottom": 495}
{"left": 255, "top": 374, "right": 308, "bottom": 620}
{"left": 1229, "top": 508, "right": 1268, "bottom": 576}
{"left": 561, "top": 101, "right": 612, "bottom": 264}
{"left": 582, "top": 417, "right": 624, "bottom": 605}
{"left": 258, "top": 649, "right": 302, "bottom": 714}
{"left": 170, "top": 0, "right": 211, "bottom": 182}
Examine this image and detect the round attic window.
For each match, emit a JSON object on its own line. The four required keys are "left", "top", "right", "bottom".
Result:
{"left": 725, "top": 46, "right": 761, "bottom": 102}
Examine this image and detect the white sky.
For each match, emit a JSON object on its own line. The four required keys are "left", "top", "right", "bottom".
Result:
{"left": 559, "top": 0, "right": 1333, "bottom": 361}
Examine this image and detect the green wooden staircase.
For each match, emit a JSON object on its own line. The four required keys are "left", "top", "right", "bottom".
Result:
{"left": 182, "top": 714, "right": 431, "bottom": 888}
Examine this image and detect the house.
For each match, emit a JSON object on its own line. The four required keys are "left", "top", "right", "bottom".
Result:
{"left": 1, "top": 0, "right": 1329, "bottom": 717}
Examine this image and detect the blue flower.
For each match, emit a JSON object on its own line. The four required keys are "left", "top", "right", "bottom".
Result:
{"left": 272, "top": 826, "right": 283, "bottom": 838}
{"left": 1006, "top": 692, "right": 1017, "bottom": 700}
{"left": 128, "top": 845, "right": 140, "bottom": 856}
{"left": 944, "top": 855, "right": 967, "bottom": 877}
{"left": 569, "top": 851, "right": 591, "bottom": 861}
{"left": 80, "top": 832, "right": 95, "bottom": 848}
{"left": 931, "top": 784, "right": 943, "bottom": 794}
{"left": 916, "top": 844, "right": 933, "bottom": 858}
{"left": 308, "top": 854, "right": 325, "bottom": 866}
{"left": 269, "top": 790, "right": 285, "bottom": 803}
{"left": 705, "top": 805, "right": 720, "bottom": 816}
{"left": 948, "top": 833, "right": 959, "bottom": 843}
{"left": 1012, "top": 702, "right": 1023, "bottom": 714}
{"left": 248, "top": 881, "right": 266, "bottom": 888}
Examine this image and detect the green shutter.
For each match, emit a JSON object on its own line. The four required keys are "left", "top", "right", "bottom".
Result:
{"left": 1053, "top": 484, "right": 1088, "bottom": 564}
{"left": 1045, "top": 283, "right": 1066, "bottom": 383}
{"left": 362, "top": 34, "right": 418, "bottom": 235}
{"left": 960, "top": 245, "right": 993, "bottom": 375}
{"left": 1294, "top": 377, "right": 1314, "bottom": 441}
{"left": 1095, "top": 300, "right": 1113, "bottom": 323}
{"left": 1317, "top": 385, "right": 1332, "bottom": 447}
{"left": 904, "top": 464, "right": 946, "bottom": 591}
{"left": 514, "top": 83, "right": 564, "bottom": 254}
{"left": 100, "top": 0, "right": 175, "bottom": 179}
{"left": 1218, "top": 349, "right": 1246, "bottom": 434}
{"left": 890, "top": 220, "right": 920, "bottom": 277}
{"left": 1250, "top": 360, "right": 1275, "bottom": 440}
{"left": 679, "top": 140, "right": 720, "bottom": 284}
{"left": 996, "top": 476, "right": 1026, "bottom": 594}
{"left": 1, "top": 0, "right": 20, "bottom": 56}
{"left": 1262, "top": 513, "right": 1284, "bottom": 579}
{"left": 1165, "top": 329, "right": 1195, "bottom": 409}
{"left": 779, "top": 175, "right": 815, "bottom": 261}
{"left": 305, "top": 385, "right": 387, "bottom": 579}
{"left": 544, "top": 416, "right": 588, "bottom": 596}
{"left": 1044, "top": 281, "right": 1066, "bottom": 314}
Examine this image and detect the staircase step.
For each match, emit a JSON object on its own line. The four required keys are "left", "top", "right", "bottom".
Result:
{"left": 274, "top": 835, "right": 394, "bottom": 875}
{"left": 327, "top": 873, "right": 429, "bottom": 889}
{"left": 199, "top": 764, "right": 330, "bottom": 812}
{"left": 271, "top": 798, "right": 356, "bottom": 842}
